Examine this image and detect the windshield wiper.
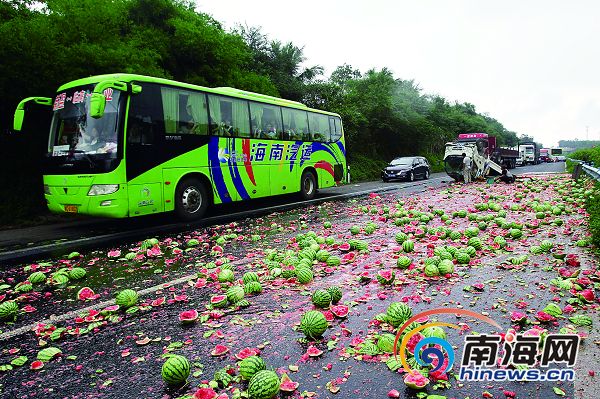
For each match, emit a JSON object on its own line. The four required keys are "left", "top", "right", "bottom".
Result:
{"left": 68, "top": 150, "right": 95, "bottom": 169}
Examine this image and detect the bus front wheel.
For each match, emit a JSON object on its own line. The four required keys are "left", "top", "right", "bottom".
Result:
{"left": 175, "top": 178, "right": 209, "bottom": 221}
{"left": 300, "top": 171, "right": 317, "bottom": 200}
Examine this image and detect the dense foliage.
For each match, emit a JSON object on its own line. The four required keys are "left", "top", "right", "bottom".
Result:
{"left": 0, "top": 0, "right": 521, "bottom": 224}
{"left": 559, "top": 140, "right": 600, "bottom": 152}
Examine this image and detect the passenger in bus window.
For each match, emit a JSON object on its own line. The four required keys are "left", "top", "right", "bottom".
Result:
{"left": 78, "top": 127, "right": 101, "bottom": 151}
{"left": 97, "top": 129, "right": 118, "bottom": 153}
{"left": 264, "top": 121, "right": 277, "bottom": 139}
{"left": 221, "top": 119, "right": 233, "bottom": 136}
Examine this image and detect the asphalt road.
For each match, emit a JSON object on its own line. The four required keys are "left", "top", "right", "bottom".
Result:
{"left": 1, "top": 160, "right": 595, "bottom": 399}
{"left": 0, "top": 162, "right": 566, "bottom": 263}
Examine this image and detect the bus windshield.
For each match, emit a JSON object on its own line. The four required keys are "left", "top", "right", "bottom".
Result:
{"left": 48, "top": 85, "right": 121, "bottom": 158}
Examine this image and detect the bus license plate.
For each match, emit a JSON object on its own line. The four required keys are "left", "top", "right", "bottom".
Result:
{"left": 64, "top": 205, "right": 78, "bottom": 213}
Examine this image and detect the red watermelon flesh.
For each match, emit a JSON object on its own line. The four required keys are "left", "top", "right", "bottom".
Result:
{"left": 179, "top": 309, "right": 198, "bottom": 323}
{"left": 379, "top": 270, "right": 393, "bottom": 280}
{"left": 339, "top": 243, "right": 351, "bottom": 251}
{"left": 280, "top": 373, "right": 299, "bottom": 392}
{"left": 77, "top": 287, "right": 96, "bottom": 301}
{"left": 235, "top": 347, "right": 259, "bottom": 360}
{"left": 330, "top": 305, "right": 349, "bottom": 318}
{"left": 306, "top": 345, "right": 323, "bottom": 357}
{"left": 211, "top": 344, "right": 229, "bottom": 356}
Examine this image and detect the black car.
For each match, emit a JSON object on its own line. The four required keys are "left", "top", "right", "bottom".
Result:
{"left": 381, "top": 156, "right": 430, "bottom": 182}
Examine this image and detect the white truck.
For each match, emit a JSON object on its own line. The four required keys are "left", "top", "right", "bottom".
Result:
{"left": 443, "top": 133, "right": 505, "bottom": 182}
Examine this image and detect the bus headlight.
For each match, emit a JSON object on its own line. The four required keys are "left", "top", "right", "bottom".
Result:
{"left": 88, "top": 184, "right": 119, "bottom": 196}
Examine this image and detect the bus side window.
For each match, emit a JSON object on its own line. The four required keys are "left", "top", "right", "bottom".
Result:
{"left": 128, "top": 116, "right": 155, "bottom": 145}
{"left": 208, "top": 95, "right": 249, "bottom": 138}
{"left": 331, "top": 117, "right": 342, "bottom": 142}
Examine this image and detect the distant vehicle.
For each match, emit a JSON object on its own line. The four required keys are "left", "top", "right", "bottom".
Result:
{"left": 382, "top": 156, "right": 430, "bottom": 182}
{"left": 518, "top": 142, "right": 540, "bottom": 165}
{"left": 540, "top": 148, "right": 552, "bottom": 162}
{"left": 551, "top": 148, "right": 564, "bottom": 161}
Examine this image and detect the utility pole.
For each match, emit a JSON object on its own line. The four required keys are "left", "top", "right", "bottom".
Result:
{"left": 586, "top": 125, "right": 589, "bottom": 141}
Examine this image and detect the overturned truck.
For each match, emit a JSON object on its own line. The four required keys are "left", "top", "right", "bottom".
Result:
{"left": 444, "top": 133, "right": 517, "bottom": 182}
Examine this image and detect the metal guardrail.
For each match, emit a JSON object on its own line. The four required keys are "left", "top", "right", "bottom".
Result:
{"left": 568, "top": 158, "right": 600, "bottom": 181}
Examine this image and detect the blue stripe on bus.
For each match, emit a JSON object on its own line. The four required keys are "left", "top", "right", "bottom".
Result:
{"left": 300, "top": 142, "right": 339, "bottom": 167}
{"left": 289, "top": 140, "right": 303, "bottom": 172}
{"left": 336, "top": 141, "right": 346, "bottom": 156}
{"left": 228, "top": 139, "right": 251, "bottom": 200}
{"left": 208, "top": 136, "right": 232, "bottom": 203}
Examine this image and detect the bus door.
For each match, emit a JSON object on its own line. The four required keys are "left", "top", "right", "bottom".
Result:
{"left": 125, "top": 91, "right": 164, "bottom": 216}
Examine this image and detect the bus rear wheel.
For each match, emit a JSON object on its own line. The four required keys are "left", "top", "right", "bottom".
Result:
{"left": 175, "top": 177, "right": 209, "bottom": 221}
{"left": 300, "top": 171, "right": 317, "bottom": 200}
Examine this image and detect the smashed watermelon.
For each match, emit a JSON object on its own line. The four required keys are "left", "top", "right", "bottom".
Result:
{"left": 330, "top": 305, "right": 349, "bottom": 318}
{"left": 403, "top": 370, "right": 429, "bottom": 389}
{"left": 279, "top": 373, "right": 299, "bottom": 392}
{"left": 179, "top": 309, "right": 198, "bottom": 324}
{"left": 211, "top": 345, "right": 229, "bottom": 356}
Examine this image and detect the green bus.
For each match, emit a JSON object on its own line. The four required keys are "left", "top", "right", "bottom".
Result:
{"left": 14, "top": 74, "right": 347, "bottom": 220}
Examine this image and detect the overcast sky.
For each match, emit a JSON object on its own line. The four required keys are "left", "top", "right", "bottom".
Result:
{"left": 197, "top": 0, "right": 600, "bottom": 147}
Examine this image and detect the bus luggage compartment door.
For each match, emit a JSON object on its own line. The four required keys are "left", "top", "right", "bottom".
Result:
{"left": 128, "top": 183, "right": 162, "bottom": 216}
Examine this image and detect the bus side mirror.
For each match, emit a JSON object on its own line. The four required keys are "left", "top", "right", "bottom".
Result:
{"left": 13, "top": 97, "right": 52, "bottom": 132}
{"left": 89, "top": 93, "right": 106, "bottom": 119}
{"left": 13, "top": 109, "right": 25, "bottom": 131}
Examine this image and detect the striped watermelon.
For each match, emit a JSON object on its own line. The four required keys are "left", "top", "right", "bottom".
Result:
{"left": 424, "top": 256, "right": 440, "bottom": 266}
{"left": 509, "top": 229, "right": 523, "bottom": 239}
{"left": 464, "top": 227, "right": 479, "bottom": 238}
{"left": 437, "top": 259, "right": 454, "bottom": 275}
{"left": 540, "top": 240, "right": 553, "bottom": 252}
{"left": 312, "top": 290, "right": 332, "bottom": 308}
{"left": 296, "top": 268, "right": 313, "bottom": 284}
{"left": 239, "top": 355, "right": 267, "bottom": 380}
{"left": 326, "top": 256, "right": 341, "bottom": 267}
{"left": 242, "top": 272, "right": 259, "bottom": 284}
{"left": 449, "top": 231, "right": 462, "bottom": 240}
{"left": 218, "top": 269, "right": 235, "bottom": 283}
{"left": 161, "top": 354, "right": 190, "bottom": 386}
{"left": 402, "top": 240, "right": 414, "bottom": 253}
{"left": 424, "top": 264, "right": 439, "bottom": 277}
{"left": 422, "top": 326, "right": 446, "bottom": 339}
{"left": 226, "top": 286, "right": 245, "bottom": 303}
{"left": 316, "top": 250, "right": 330, "bottom": 262}
{"left": 395, "top": 232, "right": 408, "bottom": 244}
{"left": 115, "top": 289, "right": 138, "bottom": 308}
{"left": 28, "top": 272, "right": 46, "bottom": 284}
{"left": 386, "top": 302, "right": 412, "bottom": 327}
{"left": 300, "top": 310, "right": 328, "bottom": 339}
{"left": 396, "top": 256, "right": 411, "bottom": 269}
{"left": 52, "top": 273, "right": 69, "bottom": 286}
{"left": 69, "top": 267, "right": 87, "bottom": 280}
{"left": 455, "top": 251, "right": 471, "bottom": 265}
{"left": 465, "top": 246, "right": 477, "bottom": 257}
{"left": 467, "top": 237, "right": 482, "bottom": 250}
{"left": 0, "top": 301, "right": 19, "bottom": 320}
{"left": 494, "top": 236, "right": 507, "bottom": 248}
{"left": 248, "top": 370, "right": 280, "bottom": 399}
{"left": 244, "top": 281, "right": 263, "bottom": 294}
{"left": 326, "top": 286, "right": 343, "bottom": 304}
